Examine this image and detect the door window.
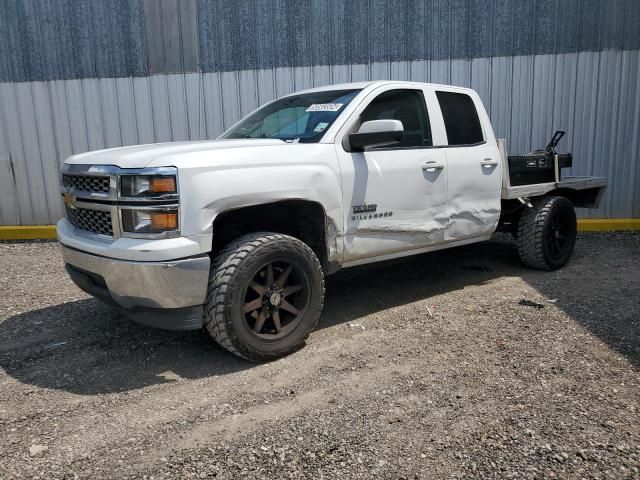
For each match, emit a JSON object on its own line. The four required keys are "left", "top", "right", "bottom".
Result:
{"left": 360, "top": 89, "right": 432, "bottom": 148}
{"left": 435, "top": 91, "right": 484, "bottom": 146}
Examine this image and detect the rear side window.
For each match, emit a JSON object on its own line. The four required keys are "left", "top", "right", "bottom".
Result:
{"left": 436, "top": 91, "right": 484, "bottom": 146}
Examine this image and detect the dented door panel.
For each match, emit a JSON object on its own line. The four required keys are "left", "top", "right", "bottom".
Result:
{"left": 334, "top": 85, "right": 449, "bottom": 262}
{"left": 443, "top": 142, "right": 502, "bottom": 240}
{"left": 337, "top": 146, "right": 448, "bottom": 261}
{"left": 429, "top": 89, "right": 502, "bottom": 241}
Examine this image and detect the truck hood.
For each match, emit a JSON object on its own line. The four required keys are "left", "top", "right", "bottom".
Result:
{"left": 64, "top": 139, "right": 287, "bottom": 169}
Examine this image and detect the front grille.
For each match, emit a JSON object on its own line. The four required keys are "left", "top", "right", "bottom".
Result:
{"left": 62, "top": 174, "right": 110, "bottom": 194}
{"left": 65, "top": 205, "right": 113, "bottom": 236}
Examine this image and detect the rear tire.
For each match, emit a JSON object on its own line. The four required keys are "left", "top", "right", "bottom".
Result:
{"left": 204, "top": 232, "right": 324, "bottom": 362}
{"left": 516, "top": 196, "right": 577, "bottom": 271}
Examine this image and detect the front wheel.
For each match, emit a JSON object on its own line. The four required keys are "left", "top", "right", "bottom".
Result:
{"left": 204, "top": 232, "right": 324, "bottom": 361}
{"left": 516, "top": 196, "right": 577, "bottom": 270}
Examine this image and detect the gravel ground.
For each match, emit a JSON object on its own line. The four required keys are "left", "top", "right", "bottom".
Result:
{"left": 0, "top": 233, "right": 638, "bottom": 479}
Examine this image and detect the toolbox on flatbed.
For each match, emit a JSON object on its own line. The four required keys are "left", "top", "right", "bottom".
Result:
{"left": 499, "top": 132, "right": 605, "bottom": 205}
{"left": 508, "top": 152, "right": 573, "bottom": 186}
{"left": 506, "top": 131, "right": 573, "bottom": 186}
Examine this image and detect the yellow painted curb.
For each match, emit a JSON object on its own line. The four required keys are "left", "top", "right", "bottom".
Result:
{"left": 0, "top": 225, "right": 57, "bottom": 240}
{"left": 577, "top": 219, "right": 640, "bottom": 232}
{"left": 0, "top": 219, "right": 638, "bottom": 240}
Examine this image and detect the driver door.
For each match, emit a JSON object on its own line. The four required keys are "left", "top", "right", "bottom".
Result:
{"left": 335, "top": 87, "right": 448, "bottom": 262}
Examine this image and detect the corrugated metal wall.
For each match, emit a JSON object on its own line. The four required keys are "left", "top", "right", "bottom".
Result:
{"left": 0, "top": 0, "right": 639, "bottom": 225}
{"left": 3, "top": 0, "right": 638, "bottom": 81}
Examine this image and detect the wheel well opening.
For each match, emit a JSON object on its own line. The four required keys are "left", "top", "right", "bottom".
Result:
{"left": 212, "top": 200, "right": 328, "bottom": 267}
{"left": 499, "top": 188, "right": 594, "bottom": 237}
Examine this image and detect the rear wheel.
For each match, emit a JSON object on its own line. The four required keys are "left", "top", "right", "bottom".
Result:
{"left": 204, "top": 232, "right": 324, "bottom": 361}
{"left": 516, "top": 196, "right": 577, "bottom": 270}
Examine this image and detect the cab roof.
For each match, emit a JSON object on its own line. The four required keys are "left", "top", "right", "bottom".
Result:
{"left": 292, "top": 80, "right": 473, "bottom": 96}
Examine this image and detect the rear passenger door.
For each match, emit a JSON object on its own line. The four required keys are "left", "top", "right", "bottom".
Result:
{"left": 435, "top": 90, "right": 502, "bottom": 241}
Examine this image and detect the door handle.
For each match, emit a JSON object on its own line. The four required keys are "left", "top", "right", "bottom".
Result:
{"left": 422, "top": 161, "right": 445, "bottom": 172}
{"left": 481, "top": 158, "right": 499, "bottom": 167}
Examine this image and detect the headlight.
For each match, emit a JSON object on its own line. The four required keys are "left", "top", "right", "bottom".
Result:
{"left": 118, "top": 168, "right": 179, "bottom": 238}
{"left": 121, "top": 208, "right": 179, "bottom": 235}
{"left": 120, "top": 174, "right": 177, "bottom": 198}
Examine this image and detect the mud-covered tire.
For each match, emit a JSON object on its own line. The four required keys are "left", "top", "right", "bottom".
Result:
{"left": 516, "top": 196, "right": 577, "bottom": 271}
{"left": 204, "top": 232, "right": 324, "bottom": 362}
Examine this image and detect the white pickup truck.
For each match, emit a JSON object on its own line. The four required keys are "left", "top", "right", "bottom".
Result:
{"left": 58, "top": 81, "right": 606, "bottom": 361}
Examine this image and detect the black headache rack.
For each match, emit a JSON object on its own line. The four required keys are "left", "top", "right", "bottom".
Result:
{"left": 507, "top": 130, "right": 573, "bottom": 186}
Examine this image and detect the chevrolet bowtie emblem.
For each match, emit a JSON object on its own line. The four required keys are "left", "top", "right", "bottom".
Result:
{"left": 63, "top": 189, "right": 77, "bottom": 210}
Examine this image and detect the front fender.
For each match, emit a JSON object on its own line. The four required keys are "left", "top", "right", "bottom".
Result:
{"left": 155, "top": 144, "right": 344, "bottom": 260}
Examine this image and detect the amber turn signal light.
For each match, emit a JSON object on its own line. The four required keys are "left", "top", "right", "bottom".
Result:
{"left": 150, "top": 212, "right": 178, "bottom": 230}
{"left": 149, "top": 177, "right": 177, "bottom": 193}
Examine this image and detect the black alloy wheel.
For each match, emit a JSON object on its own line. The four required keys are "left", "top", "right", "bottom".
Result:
{"left": 546, "top": 205, "right": 574, "bottom": 262}
{"left": 241, "top": 259, "right": 309, "bottom": 339}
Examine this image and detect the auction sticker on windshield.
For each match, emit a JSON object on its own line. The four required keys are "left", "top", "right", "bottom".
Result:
{"left": 306, "top": 103, "right": 343, "bottom": 112}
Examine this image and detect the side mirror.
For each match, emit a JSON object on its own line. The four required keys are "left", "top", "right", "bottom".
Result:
{"left": 349, "top": 119, "right": 404, "bottom": 151}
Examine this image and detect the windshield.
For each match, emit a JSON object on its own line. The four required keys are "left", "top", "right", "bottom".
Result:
{"left": 221, "top": 89, "right": 361, "bottom": 143}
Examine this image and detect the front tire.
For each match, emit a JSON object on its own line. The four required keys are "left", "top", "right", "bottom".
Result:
{"left": 204, "top": 232, "right": 324, "bottom": 361}
{"left": 516, "top": 196, "right": 577, "bottom": 270}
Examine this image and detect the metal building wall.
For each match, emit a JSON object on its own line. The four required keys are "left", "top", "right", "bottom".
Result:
{"left": 0, "top": 0, "right": 639, "bottom": 225}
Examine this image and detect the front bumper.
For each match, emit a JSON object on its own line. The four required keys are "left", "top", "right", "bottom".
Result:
{"left": 61, "top": 244, "right": 210, "bottom": 330}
